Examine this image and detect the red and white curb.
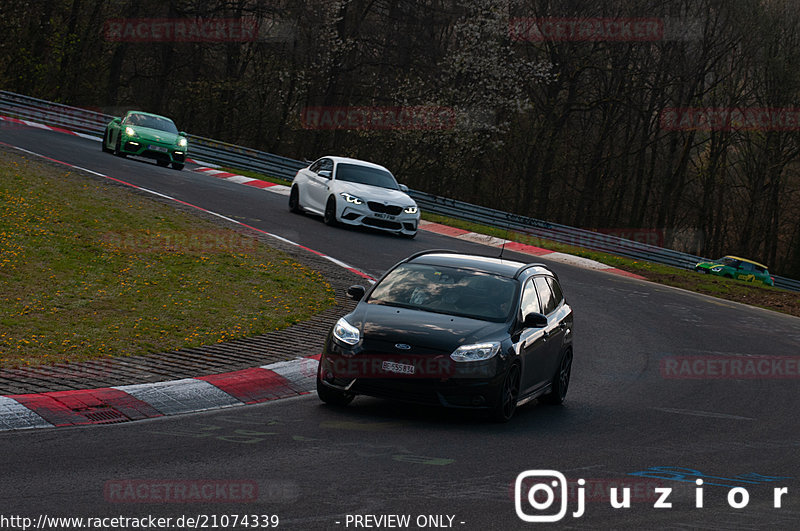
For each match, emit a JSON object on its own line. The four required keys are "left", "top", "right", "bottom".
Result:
{"left": 193, "top": 167, "right": 291, "bottom": 196}
{"left": 419, "top": 221, "right": 646, "bottom": 280}
{"left": 0, "top": 356, "right": 320, "bottom": 431}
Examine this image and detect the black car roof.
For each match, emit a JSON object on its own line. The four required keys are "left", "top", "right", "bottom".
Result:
{"left": 407, "top": 251, "right": 555, "bottom": 279}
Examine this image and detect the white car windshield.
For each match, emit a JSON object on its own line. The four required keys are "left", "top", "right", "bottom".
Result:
{"left": 335, "top": 163, "right": 399, "bottom": 190}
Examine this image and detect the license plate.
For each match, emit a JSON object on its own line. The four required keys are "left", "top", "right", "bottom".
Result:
{"left": 381, "top": 361, "right": 415, "bottom": 375}
{"left": 149, "top": 145, "right": 168, "bottom": 152}
{"left": 373, "top": 213, "right": 396, "bottom": 220}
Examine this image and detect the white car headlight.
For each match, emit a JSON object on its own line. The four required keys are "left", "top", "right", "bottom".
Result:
{"left": 340, "top": 192, "right": 363, "bottom": 205}
{"left": 332, "top": 317, "right": 360, "bottom": 345}
{"left": 178, "top": 137, "right": 188, "bottom": 147}
{"left": 450, "top": 342, "right": 501, "bottom": 362}
{"left": 124, "top": 126, "right": 136, "bottom": 137}
{"left": 404, "top": 205, "right": 418, "bottom": 214}
{"left": 711, "top": 266, "right": 723, "bottom": 272}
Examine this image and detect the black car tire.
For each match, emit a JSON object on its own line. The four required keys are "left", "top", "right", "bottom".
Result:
{"left": 289, "top": 186, "right": 301, "bottom": 213}
{"left": 171, "top": 162, "right": 184, "bottom": 170}
{"left": 541, "top": 349, "right": 572, "bottom": 405}
{"left": 157, "top": 160, "right": 169, "bottom": 167}
{"left": 102, "top": 128, "right": 112, "bottom": 153}
{"left": 316, "top": 377, "right": 354, "bottom": 406}
{"left": 113, "top": 137, "right": 126, "bottom": 157}
{"left": 324, "top": 196, "right": 338, "bottom": 226}
{"left": 491, "top": 363, "right": 520, "bottom": 422}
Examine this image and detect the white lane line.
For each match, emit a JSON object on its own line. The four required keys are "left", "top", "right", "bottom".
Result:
{"left": 652, "top": 407, "right": 755, "bottom": 421}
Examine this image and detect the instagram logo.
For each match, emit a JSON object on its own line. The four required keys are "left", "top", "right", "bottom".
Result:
{"left": 515, "top": 470, "right": 574, "bottom": 522}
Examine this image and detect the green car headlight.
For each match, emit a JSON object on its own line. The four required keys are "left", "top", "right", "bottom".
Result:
{"left": 711, "top": 266, "right": 723, "bottom": 272}
{"left": 178, "top": 137, "right": 188, "bottom": 148}
{"left": 124, "top": 126, "right": 136, "bottom": 137}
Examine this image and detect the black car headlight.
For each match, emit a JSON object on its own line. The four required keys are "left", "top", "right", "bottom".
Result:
{"left": 450, "top": 342, "right": 500, "bottom": 362}
{"left": 332, "top": 317, "right": 360, "bottom": 346}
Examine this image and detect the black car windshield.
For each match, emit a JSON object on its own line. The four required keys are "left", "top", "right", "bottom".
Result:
{"left": 125, "top": 114, "right": 179, "bottom": 134}
{"left": 367, "top": 263, "right": 517, "bottom": 322}
{"left": 717, "top": 257, "right": 738, "bottom": 266}
{"left": 335, "top": 163, "right": 399, "bottom": 189}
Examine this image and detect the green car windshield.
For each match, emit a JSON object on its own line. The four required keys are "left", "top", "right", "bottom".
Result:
{"left": 716, "top": 257, "right": 738, "bottom": 266}
{"left": 125, "top": 114, "right": 179, "bottom": 134}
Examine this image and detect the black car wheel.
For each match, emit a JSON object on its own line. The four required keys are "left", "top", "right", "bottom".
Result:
{"left": 289, "top": 186, "right": 301, "bottom": 213}
{"left": 492, "top": 363, "right": 520, "bottom": 422}
{"left": 113, "top": 137, "right": 126, "bottom": 157}
{"left": 171, "top": 162, "right": 184, "bottom": 170}
{"left": 316, "top": 376, "right": 354, "bottom": 406}
{"left": 542, "top": 349, "right": 572, "bottom": 405}
{"left": 156, "top": 159, "right": 169, "bottom": 167}
{"left": 324, "top": 196, "right": 338, "bottom": 226}
{"left": 102, "top": 128, "right": 112, "bottom": 153}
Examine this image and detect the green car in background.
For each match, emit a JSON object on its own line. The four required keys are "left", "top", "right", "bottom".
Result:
{"left": 695, "top": 255, "right": 774, "bottom": 286}
{"left": 102, "top": 111, "right": 188, "bottom": 170}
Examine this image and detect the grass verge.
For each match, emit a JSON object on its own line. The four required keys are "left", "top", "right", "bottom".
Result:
{"left": 0, "top": 151, "right": 335, "bottom": 368}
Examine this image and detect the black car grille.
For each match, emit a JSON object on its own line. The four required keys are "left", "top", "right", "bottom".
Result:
{"left": 363, "top": 218, "right": 402, "bottom": 230}
{"left": 367, "top": 202, "right": 403, "bottom": 215}
{"left": 351, "top": 380, "right": 442, "bottom": 406}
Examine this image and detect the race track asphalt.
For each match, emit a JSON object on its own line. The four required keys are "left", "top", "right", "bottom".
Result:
{"left": 1, "top": 122, "right": 799, "bottom": 530}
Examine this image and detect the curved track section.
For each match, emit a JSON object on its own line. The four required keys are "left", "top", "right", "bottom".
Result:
{"left": 1, "top": 123, "right": 799, "bottom": 530}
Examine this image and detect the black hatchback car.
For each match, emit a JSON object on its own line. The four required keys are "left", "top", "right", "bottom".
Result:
{"left": 317, "top": 251, "right": 574, "bottom": 421}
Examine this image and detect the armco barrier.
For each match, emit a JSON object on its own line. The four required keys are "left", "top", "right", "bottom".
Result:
{"left": 2, "top": 90, "right": 798, "bottom": 292}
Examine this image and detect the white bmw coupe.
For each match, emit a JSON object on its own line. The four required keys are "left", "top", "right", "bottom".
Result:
{"left": 289, "top": 156, "right": 420, "bottom": 238}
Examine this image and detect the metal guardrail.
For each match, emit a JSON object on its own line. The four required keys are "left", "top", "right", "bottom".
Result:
{"left": 3, "top": 90, "right": 799, "bottom": 292}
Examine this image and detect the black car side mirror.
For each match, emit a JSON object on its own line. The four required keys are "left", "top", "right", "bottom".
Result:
{"left": 347, "top": 285, "right": 366, "bottom": 301}
{"left": 523, "top": 312, "right": 548, "bottom": 328}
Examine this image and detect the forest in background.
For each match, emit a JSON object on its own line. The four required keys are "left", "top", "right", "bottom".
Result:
{"left": 3, "top": 0, "right": 800, "bottom": 277}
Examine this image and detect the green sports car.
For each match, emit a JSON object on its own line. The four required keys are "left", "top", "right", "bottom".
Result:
{"left": 695, "top": 255, "right": 774, "bottom": 286}
{"left": 102, "top": 111, "right": 188, "bottom": 170}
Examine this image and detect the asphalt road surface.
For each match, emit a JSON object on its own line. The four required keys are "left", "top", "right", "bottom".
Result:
{"left": 1, "top": 123, "right": 799, "bottom": 530}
